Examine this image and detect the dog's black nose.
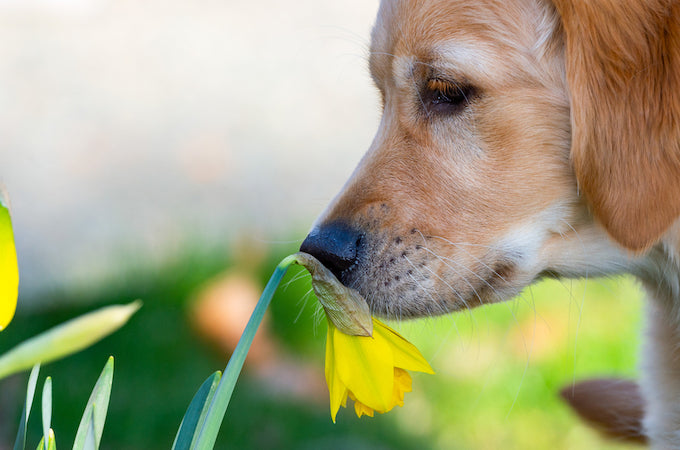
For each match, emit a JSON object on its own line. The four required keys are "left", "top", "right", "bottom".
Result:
{"left": 300, "top": 222, "right": 363, "bottom": 280}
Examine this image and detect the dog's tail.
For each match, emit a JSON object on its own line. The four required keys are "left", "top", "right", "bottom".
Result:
{"left": 560, "top": 378, "right": 647, "bottom": 444}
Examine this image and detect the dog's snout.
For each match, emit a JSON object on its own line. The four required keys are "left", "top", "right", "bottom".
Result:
{"left": 300, "top": 222, "right": 363, "bottom": 280}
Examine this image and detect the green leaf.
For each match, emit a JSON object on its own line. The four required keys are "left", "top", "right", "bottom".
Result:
{"left": 13, "top": 364, "right": 40, "bottom": 450}
{"left": 82, "top": 410, "right": 96, "bottom": 450}
{"left": 193, "top": 258, "right": 293, "bottom": 449}
{"left": 42, "top": 377, "right": 52, "bottom": 450}
{"left": 47, "top": 429, "right": 56, "bottom": 450}
{"left": 36, "top": 430, "right": 56, "bottom": 450}
{"left": 172, "top": 371, "right": 221, "bottom": 450}
{"left": 72, "top": 357, "right": 114, "bottom": 450}
{"left": 0, "top": 301, "right": 140, "bottom": 380}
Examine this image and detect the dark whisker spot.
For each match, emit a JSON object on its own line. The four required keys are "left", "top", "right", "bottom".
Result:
{"left": 491, "top": 261, "right": 515, "bottom": 282}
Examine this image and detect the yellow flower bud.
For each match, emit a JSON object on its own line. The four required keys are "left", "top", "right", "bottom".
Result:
{"left": 291, "top": 252, "right": 372, "bottom": 336}
{"left": 0, "top": 193, "right": 18, "bottom": 331}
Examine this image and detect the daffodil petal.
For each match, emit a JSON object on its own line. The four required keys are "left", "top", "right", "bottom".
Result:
{"left": 391, "top": 368, "right": 412, "bottom": 407}
{"left": 0, "top": 198, "right": 18, "bottom": 332}
{"left": 340, "top": 389, "right": 348, "bottom": 408}
{"left": 353, "top": 399, "right": 375, "bottom": 418}
{"left": 333, "top": 323, "right": 394, "bottom": 412}
{"left": 325, "top": 322, "right": 349, "bottom": 423}
{"left": 373, "top": 320, "right": 434, "bottom": 374}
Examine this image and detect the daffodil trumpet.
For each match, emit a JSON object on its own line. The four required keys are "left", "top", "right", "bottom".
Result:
{"left": 325, "top": 317, "right": 434, "bottom": 421}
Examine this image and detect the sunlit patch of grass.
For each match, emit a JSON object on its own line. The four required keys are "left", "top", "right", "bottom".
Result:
{"left": 391, "top": 276, "right": 644, "bottom": 449}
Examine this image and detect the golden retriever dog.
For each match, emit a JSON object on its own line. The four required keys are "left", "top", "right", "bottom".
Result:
{"left": 300, "top": 0, "right": 680, "bottom": 447}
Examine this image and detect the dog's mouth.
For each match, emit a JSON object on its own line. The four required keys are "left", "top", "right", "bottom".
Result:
{"left": 342, "top": 236, "right": 521, "bottom": 319}
{"left": 301, "top": 223, "right": 523, "bottom": 319}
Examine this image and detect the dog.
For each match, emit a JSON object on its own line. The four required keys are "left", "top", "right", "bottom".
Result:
{"left": 300, "top": 0, "right": 680, "bottom": 447}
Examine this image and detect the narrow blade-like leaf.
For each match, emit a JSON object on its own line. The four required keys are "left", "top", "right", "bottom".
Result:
{"left": 193, "top": 258, "right": 293, "bottom": 449}
{"left": 42, "top": 377, "right": 52, "bottom": 450}
{"left": 82, "top": 410, "right": 96, "bottom": 450}
{"left": 172, "top": 371, "right": 221, "bottom": 450}
{"left": 47, "top": 429, "right": 56, "bottom": 450}
{"left": 13, "top": 364, "right": 40, "bottom": 450}
{"left": 73, "top": 357, "right": 114, "bottom": 450}
{"left": 36, "top": 430, "right": 56, "bottom": 450}
{"left": 0, "top": 302, "right": 140, "bottom": 380}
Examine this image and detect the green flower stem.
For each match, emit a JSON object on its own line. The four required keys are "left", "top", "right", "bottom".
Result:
{"left": 193, "top": 255, "right": 297, "bottom": 450}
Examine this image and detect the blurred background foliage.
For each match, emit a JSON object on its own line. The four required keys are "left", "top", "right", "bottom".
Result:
{"left": 0, "top": 239, "right": 644, "bottom": 449}
{"left": 0, "top": 0, "right": 645, "bottom": 449}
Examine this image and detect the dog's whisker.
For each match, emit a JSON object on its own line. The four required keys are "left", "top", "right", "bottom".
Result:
{"left": 506, "top": 288, "right": 537, "bottom": 420}
{"left": 425, "top": 233, "right": 500, "bottom": 250}
{"left": 403, "top": 255, "right": 464, "bottom": 339}
{"left": 414, "top": 231, "right": 510, "bottom": 290}
{"left": 282, "top": 270, "right": 311, "bottom": 290}
{"left": 421, "top": 238, "right": 539, "bottom": 317}
{"left": 418, "top": 244, "right": 533, "bottom": 345}
{"left": 410, "top": 73, "right": 429, "bottom": 118}
{"left": 557, "top": 219, "right": 591, "bottom": 391}
{"left": 414, "top": 230, "right": 544, "bottom": 340}
{"left": 419, "top": 245, "right": 498, "bottom": 303}
{"left": 318, "top": 24, "right": 371, "bottom": 50}
{"left": 403, "top": 269, "right": 440, "bottom": 315}
{"left": 421, "top": 232, "right": 510, "bottom": 282}
{"left": 404, "top": 255, "right": 472, "bottom": 333}
{"left": 293, "top": 287, "right": 315, "bottom": 324}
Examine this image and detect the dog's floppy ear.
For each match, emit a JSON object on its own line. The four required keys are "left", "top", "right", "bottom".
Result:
{"left": 552, "top": 0, "right": 680, "bottom": 251}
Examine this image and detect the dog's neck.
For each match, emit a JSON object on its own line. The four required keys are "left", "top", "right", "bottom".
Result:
{"left": 639, "top": 223, "right": 680, "bottom": 313}
{"left": 636, "top": 223, "right": 680, "bottom": 447}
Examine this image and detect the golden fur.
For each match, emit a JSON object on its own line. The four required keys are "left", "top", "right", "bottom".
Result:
{"left": 308, "top": 0, "right": 680, "bottom": 446}
{"left": 554, "top": 0, "right": 680, "bottom": 250}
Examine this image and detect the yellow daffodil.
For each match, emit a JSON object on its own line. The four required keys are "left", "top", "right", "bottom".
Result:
{"left": 289, "top": 251, "right": 435, "bottom": 422}
{"left": 0, "top": 194, "right": 18, "bottom": 331}
{"left": 325, "top": 317, "right": 434, "bottom": 422}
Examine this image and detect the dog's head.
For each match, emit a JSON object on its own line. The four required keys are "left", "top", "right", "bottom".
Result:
{"left": 301, "top": 0, "right": 680, "bottom": 319}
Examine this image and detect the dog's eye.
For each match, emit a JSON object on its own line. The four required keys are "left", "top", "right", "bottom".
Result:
{"left": 423, "top": 79, "right": 475, "bottom": 115}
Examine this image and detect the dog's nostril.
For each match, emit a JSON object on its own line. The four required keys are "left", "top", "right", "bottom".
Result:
{"left": 300, "top": 222, "right": 363, "bottom": 280}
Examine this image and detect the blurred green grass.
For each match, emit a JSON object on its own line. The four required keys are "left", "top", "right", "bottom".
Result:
{"left": 392, "top": 276, "right": 643, "bottom": 449}
{"left": 0, "top": 241, "right": 645, "bottom": 449}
